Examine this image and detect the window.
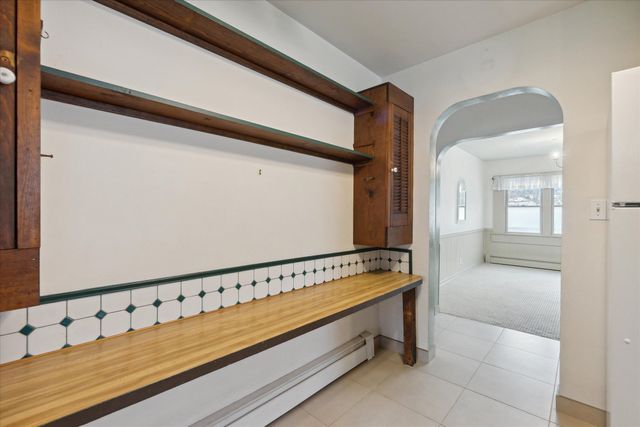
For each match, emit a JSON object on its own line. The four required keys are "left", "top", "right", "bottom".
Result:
{"left": 553, "top": 186, "right": 563, "bottom": 234}
{"left": 507, "top": 189, "right": 541, "bottom": 234}
{"left": 457, "top": 181, "right": 467, "bottom": 223}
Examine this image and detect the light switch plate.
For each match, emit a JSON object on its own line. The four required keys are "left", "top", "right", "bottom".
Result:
{"left": 590, "top": 199, "right": 608, "bottom": 220}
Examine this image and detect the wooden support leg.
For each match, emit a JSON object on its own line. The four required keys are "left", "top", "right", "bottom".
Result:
{"left": 402, "top": 287, "right": 417, "bottom": 366}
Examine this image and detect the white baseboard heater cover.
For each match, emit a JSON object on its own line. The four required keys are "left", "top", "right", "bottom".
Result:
{"left": 191, "top": 331, "right": 375, "bottom": 427}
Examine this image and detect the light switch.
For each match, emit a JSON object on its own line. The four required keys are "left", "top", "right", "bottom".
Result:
{"left": 590, "top": 199, "right": 608, "bottom": 220}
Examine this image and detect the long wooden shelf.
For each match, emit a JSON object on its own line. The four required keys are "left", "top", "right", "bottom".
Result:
{"left": 0, "top": 272, "right": 421, "bottom": 426}
{"left": 93, "top": 0, "right": 373, "bottom": 113}
{"left": 41, "top": 66, "right": 373, "bottom": 164}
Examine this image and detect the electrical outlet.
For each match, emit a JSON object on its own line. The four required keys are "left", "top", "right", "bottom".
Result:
{"left": 590, "top": 199, "right": 608, "bottom": 220}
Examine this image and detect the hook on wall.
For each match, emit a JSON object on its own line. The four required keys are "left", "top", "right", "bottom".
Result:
{"left": 40, "top": 20, "right": 49, "bottom": 39}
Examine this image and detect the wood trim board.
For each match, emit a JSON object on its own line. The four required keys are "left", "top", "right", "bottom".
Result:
{"left": 0, "top": 271, "right": 421, "bottom": 426}
{"left": 92, "top": 0, "right": 373, "bottom": 113}
{"left": 41, "top": 66, "right": 372, "bottom": 165}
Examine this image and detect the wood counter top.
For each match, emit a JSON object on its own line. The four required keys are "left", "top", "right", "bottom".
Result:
{"left": 0, "top": 271, "right": 421, "bottom": 426}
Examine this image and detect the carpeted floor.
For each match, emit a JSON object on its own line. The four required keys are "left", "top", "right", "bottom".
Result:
{"left": 439, "top": 263, "right": 560, "bottom": 340}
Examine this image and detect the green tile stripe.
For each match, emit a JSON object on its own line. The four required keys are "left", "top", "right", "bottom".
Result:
{"left": 39, "top": 247, "right": 412, "bottom": 304}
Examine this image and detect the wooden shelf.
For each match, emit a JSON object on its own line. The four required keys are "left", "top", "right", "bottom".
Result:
{"left": 93, "top": 0, "right": 373, "bottom": 113}
{"left": 0, "top": 272, "right": 422, "bottom": 426}
{"left": 41, "top": 67, "right": 372, "bottom": 164}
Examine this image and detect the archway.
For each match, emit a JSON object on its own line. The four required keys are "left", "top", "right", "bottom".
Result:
{"left": 427, "top": 87, "right": 564, "bottom": 351}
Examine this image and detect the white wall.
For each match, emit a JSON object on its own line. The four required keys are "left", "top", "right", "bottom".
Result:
{"left": 483, "top": 154, "right": 560, "bottom": 228}
{"left": 379, "top": 0, "right": 640, "bottom": 410}
{"left": 439, "top": 146, "right": 485, "bottom": 235}
{"left": 438, "top": 147, "right": 485, "bottom": 282}
{"left": 40, "top": 0, "right": 380, "bottom": 294}
{"left": 39, "top": 0, "right": 381, "bottom": 422}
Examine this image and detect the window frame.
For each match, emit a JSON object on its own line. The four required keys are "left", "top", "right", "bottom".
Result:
{"left": 552, "top": 187, "right": 563, "bottom": 236}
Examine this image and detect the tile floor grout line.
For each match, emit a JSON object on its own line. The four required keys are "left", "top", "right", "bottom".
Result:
{"left": 439, "top": 377, "right": 466, "bottom": 425}
{"left": 480, "top": 359, "right": 558, "bottom": 386}
{"left": 460, "top": 384, "right": 552, "bottom": 423}
{"left": 301, "top": 406, "right": 328, "bottom": 426}
{"left": 436, "top": 314, "right": 560, "bottom": 360}
{"left": 548, "top": 358, "right": 561, "bottom": 422}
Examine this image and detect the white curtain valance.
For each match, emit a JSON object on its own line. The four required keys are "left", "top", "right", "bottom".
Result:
{"left": 492, "top": 172, "right": 562, "bottom": 191}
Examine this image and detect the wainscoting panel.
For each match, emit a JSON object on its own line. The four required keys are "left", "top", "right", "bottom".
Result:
{"left": 487, "top": 233, "right": 561, "bottom": 270}
{"left": 439, "top": 229, "right": 485, "bottom": 283}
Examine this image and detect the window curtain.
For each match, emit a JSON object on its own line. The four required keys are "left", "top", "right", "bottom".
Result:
{"left": 492, "top": 173, "right": 562, "bottom": 191}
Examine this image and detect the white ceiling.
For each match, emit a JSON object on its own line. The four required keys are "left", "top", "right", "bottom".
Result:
{"left": 456, "top": 125, "right": 563, "bottom": 161}
{"left": 269, "top": 0, "right": 581, "bottom": 76}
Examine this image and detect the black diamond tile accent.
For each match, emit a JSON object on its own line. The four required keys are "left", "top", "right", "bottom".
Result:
{"left": 279, "top": 275, "right": 284, "bottom": 280}
{"left": 59, "top": 317, "right": 74, "bottom": 327}
{"left": 266, "top": 277, "right": 271, "bottom": 283}
{"left": 313, "top": 268, "right": 317, "bottom": 273}
{"left": 19, "top": 324, "right": 35, "bottom": 336}
{"left": 97, "top": 335, "right": 105, "bottom": 340}
{"left": 152, "top": 299, "right": 162, "bottom": 308}
{"left": 251, "top": 280, "right": 257, "bottom": 286}
{"left": 235, "top": 283, "right": 241, "bottom": 290}
{"left": 126, "top": 304, "right": 136, "bottom": 313}
{"left": 95, "top": 310, "right": 107, "bottom": 320}
{"left": 218, "top": 286, "right": 225, "bottom": 293}
{"left": 199, "top": 290, "right": 206, "bottom": 298}
{"left": 63, "top": 343, "right": 71, "bottom": 348}
{"left": 291, "top": 273, "right": 296, "bottom": 278}
{"left": 302, "top": 271, "right": 306, "bottom": 276}
{"left": 323, "top": 267, "right": 326, "bottom": 272}
{"left": 177, "top": 295, "right": 185, "bottom": 302}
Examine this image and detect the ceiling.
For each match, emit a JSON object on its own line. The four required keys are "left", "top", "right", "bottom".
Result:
{"left": 269, "top": 0, "right": 581, "bottom": 76}
{"left": 456, "top": 125, "right": 563, "bottom": 161}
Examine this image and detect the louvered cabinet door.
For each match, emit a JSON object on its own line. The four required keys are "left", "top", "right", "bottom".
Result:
{"left": 390, "top": 106, "right": 411, "bottom": 228}
{"left": 353, "top": 82, "right": 413, "bottom": 247}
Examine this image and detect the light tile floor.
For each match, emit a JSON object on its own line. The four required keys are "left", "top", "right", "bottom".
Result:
{"left": 271, "top": 314, "right": 596, "bottom": 427}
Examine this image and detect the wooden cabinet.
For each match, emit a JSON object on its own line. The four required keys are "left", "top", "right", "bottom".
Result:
{"left": 0, "top": 0, "right": 41, "bottom": 311}
{"left": 353, "top": 83, "right": 413, "bottom": 247}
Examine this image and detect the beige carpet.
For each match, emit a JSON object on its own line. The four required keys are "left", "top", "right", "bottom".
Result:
{"left": 439, "top": 263, "right": 560, "bottom": 340}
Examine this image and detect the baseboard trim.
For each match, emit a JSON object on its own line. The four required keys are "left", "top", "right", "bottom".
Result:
{"left": 376, "top": 335, "right": 432, "bottom": 363}
{"left": 556, "top": 395, "right": 607, "bottom": 427}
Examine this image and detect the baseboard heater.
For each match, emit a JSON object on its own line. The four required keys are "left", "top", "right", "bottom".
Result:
{"left": 191, "top": 332, "right": 375, "bottom": 427}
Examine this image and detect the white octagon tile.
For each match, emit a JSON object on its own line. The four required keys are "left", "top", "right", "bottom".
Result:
{"left": 131, "top": 287, "right": 157, "bottom": 307}
{"left": 131, "top": 305, "right": 157, "bottom": 330}
{"left": 101, "top": 311, "right": 130, "bottom": 337}
{"left": 202, "top": 292, "right": 221, "bottom": 312}
{"left": 28, "top": 302, "right": 66, "bottom": 327}
{"left": 28, "top": 324, "right": 66, "bottom": 355}
{"left": 158, "top": 282, "right": 180, "bottom": 301}
{"left": 181, "top": 279, "right": 202, "bottom": 297}
{"left": 202, "top": 276, "right": 221, "bottom": 293}
{"left": 0, "top": 333, "right": 26, "bottom": 363}
{"left": 181, "top": 296, "right": 202, "bottom": 317}
{"left": 157, "top": 300, "right": 180, "bottom": 323}
{"left": 101, "top": 291, "right": 130, "bottom": 313}
{"left": 67, "top": 296, "right": 100, "bottom": 320}
{"left": 67, "top": 317, "right": 100, "bottom": 345}
{"left": 0, "top": 308, "right": 27, "bottom": 335}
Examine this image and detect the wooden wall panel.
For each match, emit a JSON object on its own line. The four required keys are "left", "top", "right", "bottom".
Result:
{"left": 0, "top": 0, "right": 16, "bottom": 249}
{"left": 0, "top": 0, "right": 40, "bottom": 312}
{"left": 15, "top": 0, "right": 40, "bottom": 249}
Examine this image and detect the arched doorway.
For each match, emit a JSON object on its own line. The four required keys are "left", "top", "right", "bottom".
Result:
{"left": 428, "top": 87, "right": 564, "bottom": 351}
